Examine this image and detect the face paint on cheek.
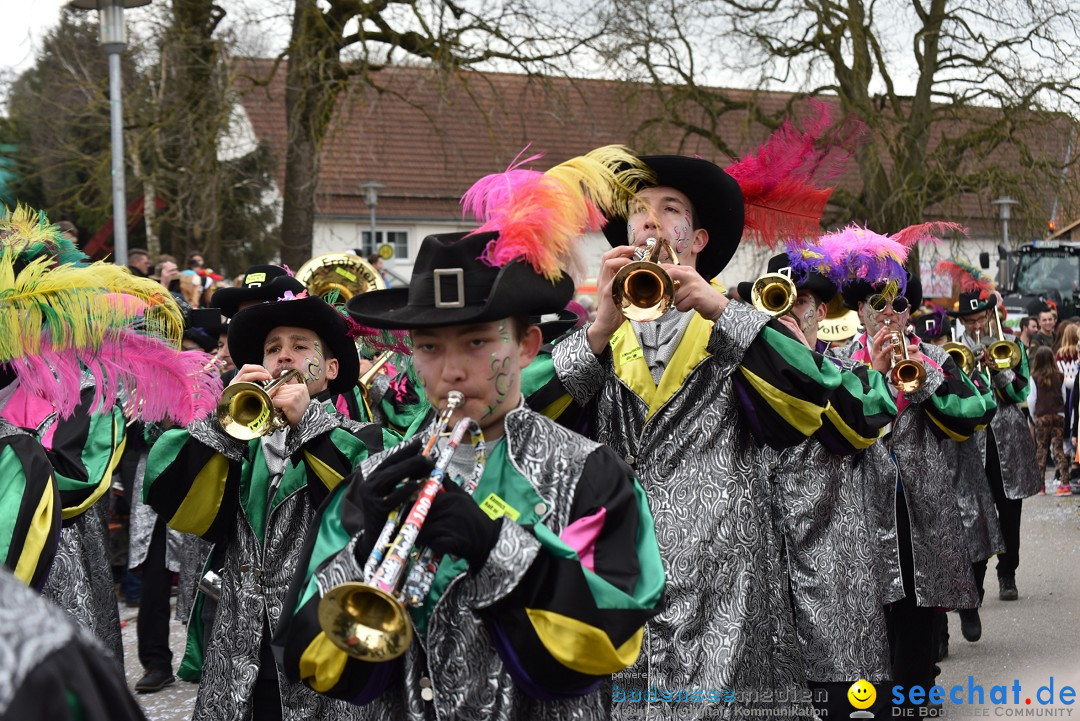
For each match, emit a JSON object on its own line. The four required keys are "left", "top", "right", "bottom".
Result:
{"left": 482, "top": 352, "right": 513, "bottom": 420}
{"left": 799, "top": 305, "right": 817, "bottom": 334}
{"left": 672, "top": 210, "right": 692, "bottom": 254}
{"left": 303, "top": 341, "right": 325, "bottom": 383}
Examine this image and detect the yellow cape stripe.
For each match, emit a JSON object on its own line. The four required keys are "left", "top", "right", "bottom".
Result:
{"left": 926, "top": 411, "right": 970, "bottom": 442}
{"left": 299, "top": 631, "right": 349, "bottom": 694}
{"left": 302, "top": 450, "right": 346, "bottom": 494}
{"left": 526, "top": 608, "right": 643, "bottom": 675}
{"left": 13, "top": 474, "right": 56, "bottom": 585}
{"left": 738, "top": 366, "right": 826, "bottom": 437}
{"left": 61, "top": 434, "right": 126, "bottom": 521}
{"left": 822, "top": 403, "right": 882, "bottom": 450}
{"left": 538, "top": 393, "right": 574, "bottom": 423}
{"left": 169, "top": 454, "right": 232, "bottom": 536}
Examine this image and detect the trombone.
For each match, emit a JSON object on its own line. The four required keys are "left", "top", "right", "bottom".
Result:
{"left": 318, "top": 391, "right": 488, "bottom": 661}
{"left": 750, "top": 268, "right": 797, "bottom": 317}
{"left": 216, "top": 368, "right": 304, "bottom": 440}
{"left": 882, "top": 317, "right": 926, "bottom": 393}
{"left": 612, "top": 237, "right": 680, "bottom": 322}
{"left": 986, "top": 306, "right": 1022, "bottom": 371}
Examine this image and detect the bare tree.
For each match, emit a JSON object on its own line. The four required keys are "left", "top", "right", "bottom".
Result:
{"left": 603, "top": 0, "right": 1080, "bottom": 255}
{"left": 269, "top": 0, "right": 600, "bottom": 268}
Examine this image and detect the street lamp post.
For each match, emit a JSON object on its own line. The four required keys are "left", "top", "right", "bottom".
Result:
{"left": 362, "top": 180, "right": 385, "bottom": 256}
{"left": 992, "top": 196, "right": 1020, "bottom": 288}
{"left": 68, "top": 0, "right": 151, "bottom": 268}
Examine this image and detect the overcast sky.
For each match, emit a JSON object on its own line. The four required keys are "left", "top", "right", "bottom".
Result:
{"left": 3, "top": 1, "right": 70, "bottom": 77}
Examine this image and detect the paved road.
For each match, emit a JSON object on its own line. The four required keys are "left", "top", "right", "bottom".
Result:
{"left": 120, "top": 491, "right": 1080, "bottom": 720}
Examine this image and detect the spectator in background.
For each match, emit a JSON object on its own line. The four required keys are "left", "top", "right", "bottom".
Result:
{"left": 1031, "top": 304, "right": 1057, "bottom": 350}
{"left": 1019, "top": 316, "right": 1039, "bottom": 351}
{"left": 57, "top": 220, "right": 79, "bottom": 243}
{"left": 367, "top": 252, "right": 393, "bottom": 286}
{"left": 127, "top": 248, "right": 151, "bottom": 278}
{"left": 1055, "top": 324, "right": 1080, "bottom": 458}
{"left": 1029, "top": 346, "right": 1071, "bottom": 493}
{"left": 185, "top": 251, "right": 204, "bottom": 271}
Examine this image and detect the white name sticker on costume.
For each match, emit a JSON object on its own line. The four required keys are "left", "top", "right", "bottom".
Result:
{"left": 480, "top": 493, "right": 520, "bottom": 522}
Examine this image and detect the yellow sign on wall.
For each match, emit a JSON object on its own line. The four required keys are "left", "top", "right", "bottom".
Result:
{"left": 377, "top": 244, "right": 394, "bottom": 260}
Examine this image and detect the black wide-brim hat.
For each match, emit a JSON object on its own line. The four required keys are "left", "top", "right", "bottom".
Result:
{"left": 211, "top": 265, "right": 307, "bottom": 318}
{"left": 912, "top": 313, "right": 949, "bottom": 341}
{"left": 228, "top": 295, "right": 358, "bottom": 395}
{"left": 842, "top": 272, "right": 922, "bottom": 311}
{"left": 947, "top": 291, "right": 997, "bottom": 317}
{"left": 601, "top": 156, "right": 744, "bottom": 281}
{"left": 346, "top": 231, "right": 574, "bottom": 330}
{"left": 735, "top": 253, "right": 837, "bottom": 306}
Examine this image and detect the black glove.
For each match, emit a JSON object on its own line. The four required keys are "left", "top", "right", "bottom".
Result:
{"left": 344, "top": 441, "right": 435, "bottom": 564}
{"left": 416, "top": 479, "right": 501, "bottom": 572}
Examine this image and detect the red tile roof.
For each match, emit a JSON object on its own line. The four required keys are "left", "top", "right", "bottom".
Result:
{"left": 235, "top": 58, "right": 1074, "bottom": 238}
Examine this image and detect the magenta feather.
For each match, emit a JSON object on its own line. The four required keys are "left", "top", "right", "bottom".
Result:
{"left": 891, "top": 221, "right": 967, "bottom": 249}
{"left": 10, "top": 330, "right": 221, "bottom": 423}
{"left": 793, "top": 225, "right": 911, "bottom": 292}
{"left": 934, "top": 259, "right": 995, "bottom": 294}
{"left": 726, "top": 101, "right": 866, "bottom": 247}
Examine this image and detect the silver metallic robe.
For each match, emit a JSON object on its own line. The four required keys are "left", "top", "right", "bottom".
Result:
{"left": 942, "top": 431, "right": 1005, "bottom": 565}
{"left": 42, "top": 497, "right": 124, "bottom": 673}
{"left": 312, "top": 406, "right": 618, "bottom": 721}
{"left": 830, "top": 340, "right": 979, "bottom": 610}
{"left": 773, "top": 437, "right": 892, "bottom": 683}
{"left": 182, "top": 407, "right": 369, "bottom": 721}
{"left": 553, "top": 303, "right": 812, "bottom": 720}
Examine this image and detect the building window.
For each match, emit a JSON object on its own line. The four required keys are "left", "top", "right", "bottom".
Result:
{"left": 360, "top": 230, "right": 408, "bottom": 259}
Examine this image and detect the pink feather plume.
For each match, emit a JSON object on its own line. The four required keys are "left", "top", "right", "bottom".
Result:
{"left": 891, "top": 221, "right": 967, "bottom": 249}
{"left": 10, "top": 329, "right": 222, "bottom": 423}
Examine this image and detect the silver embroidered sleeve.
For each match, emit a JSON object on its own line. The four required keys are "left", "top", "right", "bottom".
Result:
{"left": 188, "top": 416, "right": 246, "bottom": 463}
{"left": 989, "top": 367, "right": 1016, "bottom": 388}
{"left": 467, "top": 519, "right": 541, "bottom": 610}
{"left": 314, "top": 533, "right": 367, "bottom": 597}
{"left": 284, "top": 401, "right": 339, "bottom": 458}
{"left": 707, "top": 301, "right": 770, "bottom": 368}
{"left": 551, "top": 325, "right": 608, "bottom": 406}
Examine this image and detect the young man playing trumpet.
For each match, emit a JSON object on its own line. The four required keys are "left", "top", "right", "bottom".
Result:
{"left": 144, "top": 291, "right": 395, "bottom": 721}
{"left": 950, "top": 288, "right": 1039, "bottom": 600}
{"left": 274, "top": 159, "right": 665, "bottom": 720}
{"left": 832, "top": 271, "right": 988, "bottom": 703}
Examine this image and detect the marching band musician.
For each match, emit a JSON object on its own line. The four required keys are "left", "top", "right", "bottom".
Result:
{"left": 549, "top": 152, "right": 879, "bottom": 717}
{"left": 951, "top": 288, "right": 1040, "bottom": 603}
{"left": 911, "top": 304, "right": 1004, "bottom": 654}
{"left": 832, "top": 270, "right": 988, "bottom": 703}
{"left": 739, "top": 251, "right": 899, "bottom": 719}
{"left": 275, "top": 156, "right": 665, "bottom": 720}
{"left": 143, "top": 291, "right": 397, "bottom": 721}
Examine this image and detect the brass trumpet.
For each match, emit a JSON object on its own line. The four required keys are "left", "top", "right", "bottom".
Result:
{"left": 986, "top": 306, "right": 1021, "bottom": 371}
{"left": 883, "top": 318, "right": 926, "bottom": 393}
{"left": 750, "top": 268, "right": 796, "bottom": 317}
{"left": 318, "top": 391, "right": 487, "bottom": 661}
{"left": 943, "top": 340, "right": 976, "bottom": 376}
{"left": 612, "top": 237, "right": 680, "bottom": 322}
{"left": 216, "top": 368, "right": 304, "bottom": 440}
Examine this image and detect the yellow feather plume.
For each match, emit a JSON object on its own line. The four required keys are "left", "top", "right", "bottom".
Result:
{"left": 0, "top": 253, "right": 183, "bottom": 364}
{"left": 543, "top": 145, "right": 655, "bottom": 221}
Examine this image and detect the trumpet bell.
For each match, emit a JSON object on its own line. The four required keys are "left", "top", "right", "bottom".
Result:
{"left": 943, "top": 342, "right": 976, "bottom": 376}
{"left": 318, "top": 581, "right": 414, "bottom": 661}
{"left": 891, "top": 359, "right": 927, "bottom": 394}
{"left": 987, "top": 340, "right": 1021, "bottom": 371}
{"left": 612, "top": 261, "right": 676, "bottom": 322}
{"left": 750, "top": 273, "right": 796, "bottom": 317}
{"left": 295, "top": 253, "right": 387, "bottom": 303}
{"left": 216, "top": 382, "right": 277, "bottom": 440}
